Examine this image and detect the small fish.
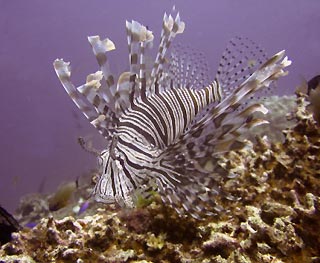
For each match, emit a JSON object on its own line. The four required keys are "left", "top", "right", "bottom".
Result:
{"left": 78, "top": 200, "right": 90, "bottom": 215}
{"left": 48, "top": 182, "right": 77, "bottom": 211}
{"left": 308, "top": 75, "right": 320, "bottom": 124}
{"left": 297, "top": 75, "right": 320, "bottom": 123}
{"left": 24, "top": 222, "right": 38, "bottom": 229}
{"left": 307, "top": 76, "right": 320, "bottom": 123}
{"left": 307, "top": 75, "right": 320, "bottom": 95}
{"left": 54, "top": 9, "right": 290, "bottom": 219}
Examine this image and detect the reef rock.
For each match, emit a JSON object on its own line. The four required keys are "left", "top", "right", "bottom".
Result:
{"left": 0, "top": 94, "right": 319, "bottom": 263}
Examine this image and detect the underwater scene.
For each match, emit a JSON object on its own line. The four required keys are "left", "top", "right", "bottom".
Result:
{"left": 0, "top": 0, "right": 319, "bottom": 262}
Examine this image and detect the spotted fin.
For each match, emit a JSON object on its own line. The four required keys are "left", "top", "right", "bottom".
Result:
{"left": 216, "top": 36, "right": 268, "bottom": 97}
{"left": 168, "top": 43, "right": 211, "bottom": 89}
{"left": 188, "top": 50, "right": 291, "bottom": 142}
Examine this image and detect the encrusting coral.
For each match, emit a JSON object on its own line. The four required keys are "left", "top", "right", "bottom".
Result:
{"left": 0, "top": 93, "right": 319, "bottom": 263}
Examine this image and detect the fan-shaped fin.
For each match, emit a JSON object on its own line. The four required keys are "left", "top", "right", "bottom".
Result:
{"left": 87, "top": 36, "right": 117, "bottom": 110}
{"left": 190, "top": 50, "right": 290, "bottom": 137}
{"left": 167, "top": 43, "right": 212, "bottom": 90}
{"left": 216, "top": 36, "right": 268, "bottom": 97}
{"left": 53, "top": 59, "right": 118, "bottom": 138}
{"left": 126, "top": 20, "right": 154, "bottom": 101}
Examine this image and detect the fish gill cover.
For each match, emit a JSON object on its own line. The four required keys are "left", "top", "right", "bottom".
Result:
{"left": 53, "top": 8, "right": 291, "bottom": 219}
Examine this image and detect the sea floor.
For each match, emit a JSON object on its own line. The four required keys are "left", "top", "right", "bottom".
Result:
{"left": 0, "top": 94, "right": 319, "bottom": 263}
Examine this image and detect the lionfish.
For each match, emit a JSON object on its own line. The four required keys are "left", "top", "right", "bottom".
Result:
{"left": 53, "top": 9, "right": 291, "bottom": 219}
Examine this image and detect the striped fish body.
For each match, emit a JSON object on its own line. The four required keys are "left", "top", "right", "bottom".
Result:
{"left": 54, "top": 9, "right": 291, "bottom": 218}
{"left": 96, "top": 83, "right": 221, "bottom": 205}
{"left": 118, "top": 84, "right": 221, "bottom": 149}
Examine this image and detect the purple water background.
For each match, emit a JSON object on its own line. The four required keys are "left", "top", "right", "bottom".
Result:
{"left": 0, "top": 0, "right": 319, "bottom": 212}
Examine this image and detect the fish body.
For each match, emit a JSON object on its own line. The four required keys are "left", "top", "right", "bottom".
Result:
{"left": 54, "top": 10, "right": 290, "bottom": 218}
{"left": 307, "top": 75, "right": 320, "bottom": 123}
{"left": 296, "top": 75, "right": 320, "bottom": 124}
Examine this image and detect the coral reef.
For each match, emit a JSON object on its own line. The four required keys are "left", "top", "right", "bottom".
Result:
{"left": 14, "top": 170, "right": 100, "bottom": 228}
{"left": 250, "top": 95, "right": 297, "bottom": 142}
{"left": 0, "top": 94, "right": 319, "bottom": 263}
